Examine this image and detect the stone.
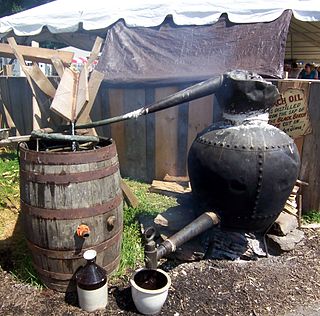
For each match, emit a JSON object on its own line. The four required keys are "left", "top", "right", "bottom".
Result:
{"left": 153, "top": 205, "right": 196, "bottom": 231}
{"left": 267, "top": 229, "right": 304, "bottom": 252}
{"left": 270, "top": 212, "right": 299, "bottom": 236}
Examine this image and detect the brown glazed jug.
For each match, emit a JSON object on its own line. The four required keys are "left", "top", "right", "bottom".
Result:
{"left": 76, "top": 250, "right": 108, "bottom": 312}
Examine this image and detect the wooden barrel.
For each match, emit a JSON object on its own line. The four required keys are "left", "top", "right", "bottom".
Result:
{"left": 19, "top": 139, "right": 123, "bottom": 292}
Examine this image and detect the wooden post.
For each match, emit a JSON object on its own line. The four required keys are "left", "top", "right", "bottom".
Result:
{"left": 3, "top": 65, "right": 13, "bottom": 76}
{"left": 31, "top": 41, "right": 41, "bottom": 130}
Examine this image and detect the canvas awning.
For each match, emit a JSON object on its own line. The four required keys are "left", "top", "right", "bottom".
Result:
{"left": 1, "top": 0, "right": 320, "bottom": 50}
{"left": 0, "top": 0, "right": 320, "bottom": 82}
{"left": 96, "top": 11, "right": 291, "bottom": 84}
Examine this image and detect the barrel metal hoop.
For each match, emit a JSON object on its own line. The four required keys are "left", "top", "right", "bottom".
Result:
{"left": 26, "top": 227, "right": 122, "bottom": 259}
{"left": 32, "top": 254, "right": 121, "bottom": 281}
{"left": 21, "top": 193, "right": 122, "bottom": 220}
{"left": 20, "top": 163, "right": 119, "bottom": 184}
{"left": 19, "top": 141, "right": 117, "bottom": 165}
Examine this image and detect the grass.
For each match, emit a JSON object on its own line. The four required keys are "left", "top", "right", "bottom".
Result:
{"left": 116, "top": 180, "right": 177, "bottom": 279}
{"left": 0, "top": 148, "right": 177, "bottom": 288}
{"left": 302, "top": 210, "right": 320, "bottom": 224}
{"left": 0, "top": 151, "right": 19, "bottom": 210}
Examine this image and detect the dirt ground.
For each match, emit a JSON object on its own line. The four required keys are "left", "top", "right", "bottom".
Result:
{"left": 0, "top": 229, "right": 319, "bottom": 316}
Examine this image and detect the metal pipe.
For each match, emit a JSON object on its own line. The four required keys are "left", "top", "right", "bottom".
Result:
{"left": 31, "top": 128, "right": 99, "bottom": 143}
{"left": 156, "top": 212, "right": 220, "bottom": 260}
{"left": 144, "top": 212, "right": 220, "bottom": 269}
{"left": 75, "top": 75, "right": 224, "bottom": 130}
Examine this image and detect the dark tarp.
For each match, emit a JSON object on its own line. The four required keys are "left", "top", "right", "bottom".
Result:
{"left": 97, "top": 10, "right": 292, "bottom": 85}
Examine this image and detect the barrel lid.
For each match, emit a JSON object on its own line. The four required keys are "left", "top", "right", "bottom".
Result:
{"left": 83, "top": 250, "right": 97, "bottom": 261}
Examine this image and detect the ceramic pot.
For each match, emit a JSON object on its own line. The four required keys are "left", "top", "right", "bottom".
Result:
{"left": 130, "top": 268, "right": 171, "bottom": 315}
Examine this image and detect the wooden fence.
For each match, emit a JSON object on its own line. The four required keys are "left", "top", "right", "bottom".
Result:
{"left": 0, "top": 77, "right": 319, "bottom": 212}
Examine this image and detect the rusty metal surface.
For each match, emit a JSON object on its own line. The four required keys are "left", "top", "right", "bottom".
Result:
{"left": 26, "top": 227, "right": 122, "bottom": 259}
{"left": 19, "top": 139, "right": 117, "bottom": 165}
{"left": 21, "top": 193, "right": 122, "bottom": 220}
{"left": 20, "top": 162, "right": 119, "bottom": 184}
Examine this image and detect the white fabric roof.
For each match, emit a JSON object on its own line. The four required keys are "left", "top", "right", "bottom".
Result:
{"left": 0, "top": 0, "right": 320, "bottom": 36}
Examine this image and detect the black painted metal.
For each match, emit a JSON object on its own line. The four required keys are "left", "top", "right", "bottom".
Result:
{"left": 215, "top": 70, "right": 279, "bottom": 114}
{"left": 188, "top": 121, "right": 300, "bottom": 233}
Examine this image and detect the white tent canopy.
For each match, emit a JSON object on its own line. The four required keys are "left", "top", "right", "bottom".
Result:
{"left": 0, "top": 0, "right": 320, "bottom": 61}
{"left": 0, "top": 0, "right": 320, "bottom": 35}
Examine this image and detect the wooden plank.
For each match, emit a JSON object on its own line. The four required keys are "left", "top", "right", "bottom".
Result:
{"left": 299, "top": 81, "right": 320, "bottom": 212}
{"left": 177, "top": 84, "right": 189, "bottom": 176}
{"left": 187, "top": 94, "right": 214, "bottom": 152}
{"left": 7, "top": 38, "right": 27, "bottom": 67}
{"left": 74, "top": 64, "right": 89, "bottom": 120}
{"left": 294, "top": 136, "right": 304, "bottom": 156}
{"left": 7, "top": 37, "right": 50, "bottom": 131}
{"left": 87, "top": 37, "right": 103, "bottom": 68}
{"left": 163, "top": 174, "right": 189, "bottom": 185}
{"left": 16, "top": 77, "right": 33, "bottom": 134}
{"left": 120, "top": 178, "right": 139, "bottom": 208}
{"left": 108, "top": 89, "right": 126, "bottom": 173}
{"left": 25, "top": 63, "right": 56, "bottom": 98}
{"left": 99, "top": 88, "right": 111, "bottom": 137}
{"left": 0, "top": 135, "right": 31, "bottom": 145}
{"left": 2, "top": 103, "right": 16, "bottom": 132}
{"left": 123, "top": 88, "right": 147, "bottom": 181}
{"left": 155, "top": 86, "right": 179, "bottom": 179}
{"left": 51, "top": 57, "right": 65, "bottom": 78}
{"left": 0, "top": 42, "right": 74, "bottom": 65}
{"left": 30, "top": 41, "right": 42, "bottom": 131}
{"left": 0, "top": 78, "right": 20, "bottom": 135}
{"left": 77, "top": 70, "right": 104, "bottom": 124}
{"left": 3, "top": 65, "right": 13, "bottom": 76}
{"left": 145, "top": 88, "right": 156, "bottom": 182}
{"left": 150, "top": 180, "right": 191, "bottom": 197}
{"left": 50, "top": 67, "right": 77, "bottom": 121}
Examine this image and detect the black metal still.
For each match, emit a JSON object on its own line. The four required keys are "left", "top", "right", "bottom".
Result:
{"left": 188, "top": 114, "right": 300, "bottom": 233}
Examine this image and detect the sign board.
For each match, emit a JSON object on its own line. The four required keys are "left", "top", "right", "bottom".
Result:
{"left": 269, "top": 88, "right": 312, "bottom": 139}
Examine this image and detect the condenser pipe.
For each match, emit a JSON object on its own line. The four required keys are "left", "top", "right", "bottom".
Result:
{"left": 75, "top": 75, "right": 224, "bottom": 130}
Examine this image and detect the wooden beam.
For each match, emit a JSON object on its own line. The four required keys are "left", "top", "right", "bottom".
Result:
{"left": 120, "top": 179, "right": 139, "bottom": 208}
{"left": 51, "top": 57, "right": 65, "bottom": 78}
{"left": 77, "top": 70, "right": 104, "bottom": 123}
{"left": 0, "top": 135, "right": 31, "bottom": 145}
{"left": 74, "top": 64, "right": 89, "bottom": 120}
{"left": 25, "top": 63, "right": 56, "bottom": 98}
{"left": 87, "top": 37, "right": 103, "bottom": 68}
{"left": 3, "top": 65, "right": 13, "bottom": 76}
{"left": 0, "top": 42, "right": 74, "bottom": 65}
{"left": 2, "top": 103, "right": 18, "bottom": 135}
{"left": 150, "top": 180, "right": 191, "bottom": 197}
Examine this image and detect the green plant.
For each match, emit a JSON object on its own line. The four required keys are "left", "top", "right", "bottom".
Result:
{"left": 302, "top": 210, "right": 320, "bottom": 224}
{"left": 0, "top": 152, "right": 19, "bottom": 209}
